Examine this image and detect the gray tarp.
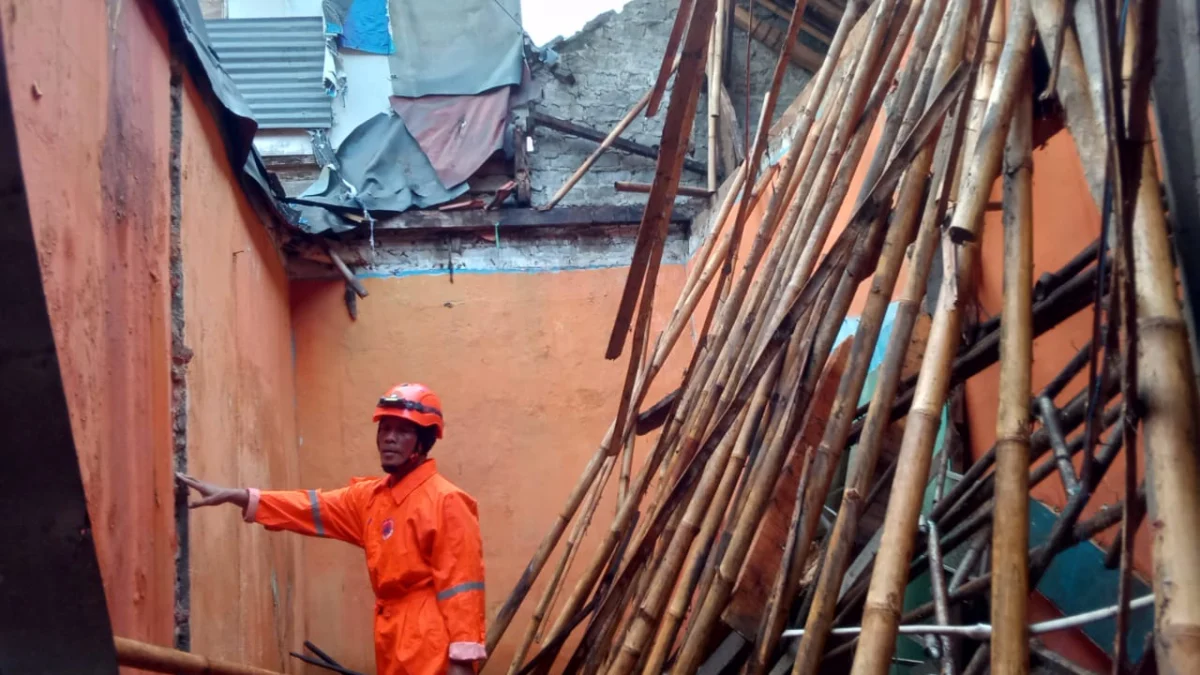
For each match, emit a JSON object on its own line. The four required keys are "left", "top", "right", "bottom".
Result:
{"left": 387, "top": 0, "right": 524, "bottom": 97}
{"left": 295, "top": 111, "right": 468, "bottom": 234}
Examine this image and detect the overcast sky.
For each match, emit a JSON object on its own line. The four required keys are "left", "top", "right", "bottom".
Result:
{"left": 521, "top": 0, "right": 632, "bottom": 46}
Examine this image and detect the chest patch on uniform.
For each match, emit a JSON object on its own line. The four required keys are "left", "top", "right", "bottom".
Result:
{"left": 381, "top": 518, "right": 395, "bottom": 541}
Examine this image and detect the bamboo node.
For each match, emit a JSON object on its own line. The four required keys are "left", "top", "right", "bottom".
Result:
{"left": 864, "top": 596, "right": 903, "bottom": 621}
{"left": 1137, "top": 316, "right": 1186, "bottom": 334}
{"left": 994, "top": 432, "right": 1031, "bottom": 446}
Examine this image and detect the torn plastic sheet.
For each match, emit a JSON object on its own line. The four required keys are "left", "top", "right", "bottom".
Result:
{"left": 293, "top": 111, "right": 468, "bottom": 234}
{"left": 387, "top": 0, "right": 524, "bottom": 97}
{"left": 390, "top": 86, "right": 510, "bottom": 188}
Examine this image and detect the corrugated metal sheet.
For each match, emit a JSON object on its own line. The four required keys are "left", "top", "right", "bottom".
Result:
{"left": 206, "top": 17, "right": 332, "bottom": 129}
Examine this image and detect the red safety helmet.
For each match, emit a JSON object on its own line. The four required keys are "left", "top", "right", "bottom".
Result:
{"left": 373, "top": 383, "right": 445, "bottom": 439}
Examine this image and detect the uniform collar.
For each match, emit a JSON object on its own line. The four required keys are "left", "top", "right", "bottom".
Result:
{"left": 382, "top": 458, "right": 438, "bottom": 505}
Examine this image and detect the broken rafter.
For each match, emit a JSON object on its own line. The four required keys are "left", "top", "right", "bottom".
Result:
{"left": 733, "top": 5, "right": 825, "bottom": 72}
{"left": 614, "top": 181, "right": 714, "bottom": 198}
{"left": 528, "top": 110, "right": 707, "bottom": 176}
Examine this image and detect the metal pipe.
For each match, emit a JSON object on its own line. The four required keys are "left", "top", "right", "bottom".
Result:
{"left": 779, "top": 594, "right": 1154, "bottom": 639}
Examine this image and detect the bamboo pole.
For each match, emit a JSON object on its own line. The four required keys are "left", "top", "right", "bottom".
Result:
{"left": 115, "top": 637, "right": 283, "bottom": 675}
{"left": 607, "top": 396, "right": 764, "bottom": 674}
{"left": 668, "top": 0, "right": 833, "bottom": 445}
{"left": 848, "top": 2, "right": 1034, "bottom": 672}
{"left": 640, "top": 363, "right": 780, "bottom": 675}
{"left": 752, "top": 0, "right": 902, "bottom": 350}
{"left": 707, "top": 0, "right": 726, "bottom": 193}
{"left": 669, "top": 253, "right": 845, "bottom": 675}
{"left": 735, "top": 0, "right": 919, "bottom": 407}
{"left": 790, "top": 8, "right": 984, "bottom": 672}
{"left": 540, "top": 196, "right": 801, "bottom": 658}
{"left": 924, "top": 516, "right": 954, "bottom": 675}
{"left": 990, "top": 66, "right": 1033, "bottom": 675}
{"left": 506, "top": 456, "right": 618, "bottom": 674}
{"left": 930, "top": 339, "right": 1094, "bottom": 525}
{"left": 653, "top": 0, "right": 865, "bottom": 526}
{"left": 690, "top": 0, "right": 866, "bottom": 401}
{"left": 1132, "top": 136, "right": 1200, "bottom": 675}
{"left": 826, "top": 490, "right": 1139, "bottom": 663}
{"left": 486, "top": 133, "right": 743, "bottom": 660}
{"left": 594, "top": 251, "right": 846, "bottom": 675}
{"left": 1030, "top": 1, "right": 1105, "bottom": 198}
{"left": 670, "top": 34, "right": 894, "bottom": 674}
{"left": 745, "top": 3, "right": 961, "bottom": 670}
{"left": 635, "top": 0, "right": 854, "bottom": 501}
{"left": 541, "top": 58, "right": 680, "bottom": 211}
{"left": 964, "top": 412, "right": 1131, "bottom": 675}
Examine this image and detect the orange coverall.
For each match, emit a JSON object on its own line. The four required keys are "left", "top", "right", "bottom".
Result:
{"left": 243, "top": 459, "right": 487, "bottom": 674}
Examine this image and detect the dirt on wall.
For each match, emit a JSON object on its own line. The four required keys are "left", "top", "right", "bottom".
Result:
{"left": 2, "top": 0, "right": 177, "bottom": 649}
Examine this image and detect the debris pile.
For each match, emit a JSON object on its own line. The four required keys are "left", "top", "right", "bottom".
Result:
{"left": 485, "top": 0, "right": 1198, "bottom": 673}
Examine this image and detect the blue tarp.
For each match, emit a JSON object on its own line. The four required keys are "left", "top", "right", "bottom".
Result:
{"left": 386, "top": 0, "right": 524, "bottom": 97}
{"left": 341, "top": 0, "right": 394, "bottom": 54}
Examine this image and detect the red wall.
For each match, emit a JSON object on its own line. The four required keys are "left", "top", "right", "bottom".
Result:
{"left": 3, "top": 0, "right": 303, "bottom": 668}
{"left": 180, "top": 78, "right": 304, "bottom": 669}
{"left": 289, "top": 269, "right": 695, "bottom": 672}
{"left": 2, "top": 0, "right": 177, "bottom": 649}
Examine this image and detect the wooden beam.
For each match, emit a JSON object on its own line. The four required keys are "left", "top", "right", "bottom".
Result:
{"left": 371, "top": 205, "right": 694, "bottom": 233}
{"left": 754, "top": 0, "right": 834, "bottom": 43}
{"left": 732, "top": 5, "right": 824, "bottom": 72}
{"left": 646, "top": 0, "right": 696, "bottom": 117}
{"left": 614, "top": 181, "right": 714, "bottom": 198}
{"left": 605, "top": 0, "right": 718, "bottom": 359}
{"left": 528, "top": 110, "right": 708, "bottom": 176}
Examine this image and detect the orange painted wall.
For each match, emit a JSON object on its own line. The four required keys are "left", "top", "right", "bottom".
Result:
{"left": 289, "top": 267, "right": 695, "bottom": 672}
{"left": 2, "top": 0, "right": 177, "bottom": 649}
{"left": 4, "top": 0, "right": 303, "bottom": 667}
{"left": 180, "top": 77, "right": 304, "bottom": 669}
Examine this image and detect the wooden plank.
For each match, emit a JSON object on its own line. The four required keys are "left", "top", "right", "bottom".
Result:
{"left": 717, "top": 83, "right": 745, "bottom": 173}
{"left": 723, "top": 340, "right": 851, "bottom": 638}
{"left": 371, "top": 205, "right": 694, "bottom": 233}
{"left": 732, "top": 5, "right": 825, "bottom": 72}
{"left": 606, "top": 0, "right": 719, "bottom": 359}
{"left": 647, "top": 0, "right": 696, "bottom": 116}
{"left": 529, "top": 110, "right": 708, "bottom": 176}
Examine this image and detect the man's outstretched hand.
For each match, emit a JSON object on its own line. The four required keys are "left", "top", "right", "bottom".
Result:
{"left": 176, "top": 473, "right": 250, "bottom": 510}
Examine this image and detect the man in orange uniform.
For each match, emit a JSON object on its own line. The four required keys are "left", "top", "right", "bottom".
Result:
{"left": 177, "top": 383, "right": 487, "bottom": 675}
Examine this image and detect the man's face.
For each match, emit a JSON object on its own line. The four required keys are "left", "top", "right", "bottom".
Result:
{"left": 377, "top": 416, "right": 421, "bottom": 473}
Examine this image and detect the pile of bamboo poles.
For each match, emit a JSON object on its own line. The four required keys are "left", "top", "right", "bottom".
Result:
{"left": 488, "top": 0, "right": 1200, "bottom": 673}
